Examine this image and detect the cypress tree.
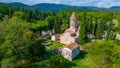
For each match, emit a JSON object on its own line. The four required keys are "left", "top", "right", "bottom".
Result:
{"left": 54, "top": 16, "right": 62, "bottom": 34}
{"left": 106, "top": 13, "right": 113, "bottom": 40}
{"left": 87, "top": 15, "right": 93, "bottom": 33}
{"left": 79, "top": 12, "right": 88, "bottom": 45}
{"left": 95, "top": 19, "right": 104, "bottom": 39}
{"left": 106, "top": 21, "right": 113, "bottom": 40}
{"left": 92, "top": 18, "right": 97, "bottom": 36}
{"left": 89, "top": 16, "right": 93, "bottom": 33}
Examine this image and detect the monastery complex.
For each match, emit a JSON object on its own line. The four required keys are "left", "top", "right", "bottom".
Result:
{"left": 52, "top": 12, "right": 80, "bottom": 61}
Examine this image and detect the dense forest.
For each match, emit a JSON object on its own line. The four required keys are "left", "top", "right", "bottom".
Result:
{"left": 0, "top": 3, "right": 120, "bottom": 68}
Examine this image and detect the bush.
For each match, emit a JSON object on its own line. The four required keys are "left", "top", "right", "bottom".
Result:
{"left": 49, "top": 54, "right": 65, "bottom": 68}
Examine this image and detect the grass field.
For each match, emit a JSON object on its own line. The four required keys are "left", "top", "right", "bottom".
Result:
{"left": 38, "top": 39, "right": 100, "bottom": 68}
{"left": 71, "top": 54, "right": 98, "bottom": 68}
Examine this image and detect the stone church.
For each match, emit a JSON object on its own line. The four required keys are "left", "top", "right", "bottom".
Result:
{"left": 51, "top": 12, "right": 80, "bottom": 61}
{"left": 60, "top": 12, "right": 79, "bottom": 44}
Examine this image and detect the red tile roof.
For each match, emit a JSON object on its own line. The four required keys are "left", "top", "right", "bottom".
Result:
{"left": 65, "top": 29, "right": 75, "bottom": 34}
{"left": 53, "top": 34, "right": 60, "bottom": 38}
{"left": 65, "top": 29, "right": 78, "bottom": 38}
{"left": 64, "top": 43, "right": 79, "bottom": 50}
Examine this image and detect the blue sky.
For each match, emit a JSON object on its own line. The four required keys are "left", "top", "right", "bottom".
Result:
{"left": 0, "top": 0, "right": 120, "bottom": 8}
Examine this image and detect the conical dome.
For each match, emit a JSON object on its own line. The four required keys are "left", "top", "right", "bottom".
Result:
{"left": 70, "top": 12, "right": 77, "bottom": 32}
{"left": 70, "top": 12, "right": 76, "bottom": 20}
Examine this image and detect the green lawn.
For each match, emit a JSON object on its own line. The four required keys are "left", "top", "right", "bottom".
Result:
{"left": 49, "top": 42, "right": 63, "bottom": 48}
{"left": 41, "top": 39, "right": 64, "bottom": 51}
{"left": 31, "top": 54, "right": 99, "bottom": 68}
{"left": 64, "top": 51, "right": 99, "bottom": 68}
{"left": 72, "top": 55, "right": 98, "bottom": 68}
{"left": 31, "top": 39, "right": 99, "bottom": 68}
{"left": 42, "top": 39, "right": 64, "bottom": 48}
{"left": 43, "top": 39, "right": 99, "bottom": 68}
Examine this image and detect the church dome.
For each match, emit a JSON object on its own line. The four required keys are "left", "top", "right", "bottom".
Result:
{"left": 70, "top": 12, "right": 76, "bottom": 20}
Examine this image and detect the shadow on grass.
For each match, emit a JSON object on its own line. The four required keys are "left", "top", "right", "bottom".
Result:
{"left": 18, "top": 59, "right": 50, "bottom": 68}
{"left": 64, "top": 50, "right": 87, "bottom": 68}
{"left": 64, "top": 60, "right": 76, "bottom": 68}
{"left": 74, "top": 50, "right": 87, "bottom": 60}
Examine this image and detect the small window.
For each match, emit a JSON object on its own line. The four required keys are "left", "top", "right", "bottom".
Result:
{"left": 71, "top": 33, "right": 76, "bottom": 36}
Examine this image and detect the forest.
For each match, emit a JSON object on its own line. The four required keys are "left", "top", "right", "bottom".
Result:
{"left": 0, "top": 3, "right": 120, "bottom": 68}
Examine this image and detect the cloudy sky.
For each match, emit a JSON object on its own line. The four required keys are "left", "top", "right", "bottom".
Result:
{"left": 0, "top": 0, "right": 120, "bottom": 8}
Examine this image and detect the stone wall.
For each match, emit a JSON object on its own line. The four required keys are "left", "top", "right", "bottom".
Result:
{"left": 62, "top": 48, "right": 72, "bottom": 61}
{"left": 60, "top": 34, "right": 76, "bottom": 44}
{"left": 72, "top": 47, "right": 80, "bottom": 59}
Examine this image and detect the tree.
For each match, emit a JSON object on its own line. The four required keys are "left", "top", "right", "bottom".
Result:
{"left": 106, "top": 19, "right": 114, "bottom": 40}
{"left": 28, "top": 40, "right": 45, "bottom": 61}
{"left": 95, "top": 19, "right": 104, "bottom": 39}
{"left": 0, "top": 16, "right": 45, "bottom": 67}
{"left": 49, "top": 54, "right": 65, "bottom": 68}
{"left": 30, "top": 20, "right": 48, "bottom": 32}
{"left": 87, "top": 15, "right": 93, "bottom": 33}
{"left": 79, "top": 12, "right": 88, "bottom": 45}
{"left": 14, "top": 11, "right": 27, "bottom": 20}
{"left": 45, "top": 16, "right": 55, "bottom": 29}
{"left": 92, "top": 18, "right": 98, "bottom": 36}
{"left": 54, "top": 16, "right": 62, "bottom": 33}
{"left": 60, "top": 23, "right": 68, "bottom": 33}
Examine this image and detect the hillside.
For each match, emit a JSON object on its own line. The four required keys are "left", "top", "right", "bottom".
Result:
{"left": 7, "top": 2, "right": 30, "bottom": 9}
{"left": 0, "top": 2, "right": 120, "bottom": 12}
{"left": 111, "top": 6, "right": 120, "bottom": 9}
{"left": 32, "top": 3, "right": 72, "bottom": 11}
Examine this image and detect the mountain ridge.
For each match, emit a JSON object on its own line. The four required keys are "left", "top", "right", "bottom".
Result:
{"left": 0, "top": 2, "right": 120, "bottom": 12}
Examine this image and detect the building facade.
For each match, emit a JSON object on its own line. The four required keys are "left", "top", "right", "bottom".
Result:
{"left": 51, "top": 12, "right": 80, "bottom": 61}
{"left": 51, "top": 34, "right": 60, "bottom": 42}
{"left": 60, "top": 12, "right": 79, "bottom": 44}
{"left": 62, "top": 43, "right": 80, "bottom": 61}
{"left": 116, "top": 34, "right": 120, "bottom": 40}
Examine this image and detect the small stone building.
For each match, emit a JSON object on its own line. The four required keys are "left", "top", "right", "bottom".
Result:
{"left": 62, "top": 43, "right": 80, "bottom": 61}
{"left": 51, "top": 34, "right": 60, "bottom": 42}
{"left": 116, "top": 34, "right": 120, "bottom": 40}
{"left": 41, "top": 30, "right": 52, "bottom": 39}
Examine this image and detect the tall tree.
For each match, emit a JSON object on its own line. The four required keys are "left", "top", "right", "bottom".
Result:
{"left": 92, "top": 18, "right": 98, "bottom": 36}
{"left": 95, "top": 19, "right": 104, "bottom": 39}
{"left": 0, "top": 16, "right": 45, "bottom": 67}
{"left": 49, "top": 54, "right": 65, "bottom": 68}
{"left": 45, "top": 16, "right": 55, "bottom": 29}
{"left": 79, "top": 12, "right": 88, "bottom": 44}
{"left": 106, "top": 13, "right": 114, "bottom": 40}
{"left": 54, "top": 16, "right": 62, "bottom": 33}
{"left": 106, "top": 20, "right": 113, "bottom": 40}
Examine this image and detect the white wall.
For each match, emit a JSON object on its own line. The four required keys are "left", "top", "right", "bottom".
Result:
{"left": 116, "top": 34, "right": 120, "bottom": 40}
{"left": 51, "top": 36, "right": 55, "bottom": 41}
{"left": 62, "top": 48, "right": 72, "bottom": 61}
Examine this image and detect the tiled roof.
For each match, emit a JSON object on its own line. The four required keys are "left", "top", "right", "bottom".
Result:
{"left": 64, "top": 43, "right": 79, "bottom": 50}
{"left": 53, "top": 34, "right": 60, "bottom": 38}
{"left": 65, "top": 29, "right": 75, "bottom": 34}
{"left": 65, "top": 29, "right": 78, "bottom": 38}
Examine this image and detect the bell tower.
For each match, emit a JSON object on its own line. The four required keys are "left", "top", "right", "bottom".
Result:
{"left": 70, "top": 12, "right": 77, "bottom": 32}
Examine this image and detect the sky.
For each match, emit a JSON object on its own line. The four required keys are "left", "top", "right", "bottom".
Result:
{"left": 0, "top": 0, "right": 120, "bottom": 8}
